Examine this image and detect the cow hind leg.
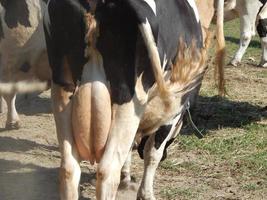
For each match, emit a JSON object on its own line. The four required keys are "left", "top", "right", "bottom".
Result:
{"left": 137, "top": 132, "right": 169, "bottom": 200}
{"left": 230, "top": 4, "right": 259, "bottom": 66}
{"left": 3, "top": 93, "right": 20, "bottom": 129}
{"left": 257, "top": 8, "right": 267, "bottom": 67}
{"left": 259, "top": 35, "right": 267, "bottom": 67}
{"left": 137, "top": 122, "right": 183, "bottom": 200}
{"left": 230, "top": 19, "right": 252, "bottom": 66}
{"left": 0, "top": 96, "right": 4, "bottom": 114}
{"left": 52, "top": 84, "right": 81, "bottom": 200}
{"left": 96, "top": 95, "right": 145, "bottom": 200}
{"left": 119, "top": 149, "right": 138, "bottom": 191}
{"left": 120, "top": 150, "right": 132, "bottom": 188}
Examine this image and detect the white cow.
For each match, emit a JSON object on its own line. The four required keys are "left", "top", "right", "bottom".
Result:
{"left": 224, "top": 0, "right": 263, "bottom": 66}
{"left": 0, "top": 0, "right": 51, "bottom": 129}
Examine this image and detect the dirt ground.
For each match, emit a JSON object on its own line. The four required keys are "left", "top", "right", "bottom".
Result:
{"left": 0, "top": 90, "right": 145, "bottom": 200}
{"left": 0, "top": 61, "right": 266, "bottom": 200}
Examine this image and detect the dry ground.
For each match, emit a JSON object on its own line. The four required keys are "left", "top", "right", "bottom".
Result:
{"left": 0, "top": 20, "right": 266, "bottom": 200}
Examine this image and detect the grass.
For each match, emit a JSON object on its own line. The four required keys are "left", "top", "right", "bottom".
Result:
{"left": 160, "top": 187, "right": 198, "bottom": 200}
{"left": 158, "top": 19, "right": 267, "bottom": 200}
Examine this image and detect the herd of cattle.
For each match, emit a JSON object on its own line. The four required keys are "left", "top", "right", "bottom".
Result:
{"left": 0, "top": 0, "right": 266, "bottom": 199}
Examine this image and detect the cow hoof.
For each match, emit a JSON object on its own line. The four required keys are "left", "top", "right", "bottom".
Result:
{"left": 119, "top": 176, "right": 138, "bottom": 191}
{"left": 229, "top": 59, "right": 240, "bottom": 67}
{"left": 136, "top": 195, "right": 156, "bottom": 200}
{"left": 5, "top": 122, "right": 20, "bottom": 130}
{"left": 258, "top": 63, "right": 267, "bottom": 68}
{"left": 137, "top": 189, "right": 156, "bottom": 200}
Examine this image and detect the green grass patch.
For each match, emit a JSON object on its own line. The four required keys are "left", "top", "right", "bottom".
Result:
{"left": 160, "top": 160, "right": 202, "bottom": 173}
{"left": 241, "top": 183, "right": 258, "bottom": 191}
{"left": 160, "top": 160, "right": 180, "bottom": 171}
{"left": 177, "top": 123, "right": 267, "bottom": 181}
{"left": 239, "top": 151, "right": 267, "bottom": 176}
{"left": 160, "top": 187, "right": 198, "bottom": 200}
{"left": 178, "top": 124, "right": 267, "bottom": 156}
{"left": 256, "top": 70, "right": 267, "bottom": 78}
{"left": 241, "top": 180, "right": 267, "bottom": 191}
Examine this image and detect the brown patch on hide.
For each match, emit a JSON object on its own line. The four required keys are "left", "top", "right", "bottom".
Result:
{"left": 170, "top": 35, "right": 211, "bottom": 90}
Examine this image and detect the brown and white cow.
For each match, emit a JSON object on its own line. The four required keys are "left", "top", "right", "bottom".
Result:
{"left": 0, "top": 0, "right": 51, "bottom": 129}
{"left": 44, "top": 0, "right": 223, "bottom": 199}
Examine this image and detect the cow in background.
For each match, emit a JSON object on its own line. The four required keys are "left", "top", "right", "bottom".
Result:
{"left": 223, "top": 0, "right": 263, "bottom": 67}
{"left": 0, "top": 0, "right": 51, "bottom": 129}
{"left": 256, "top": 0, "right": 267, "bottom": 67}
{"left": 44, "top": 0, "right": 219, "bottom": 199}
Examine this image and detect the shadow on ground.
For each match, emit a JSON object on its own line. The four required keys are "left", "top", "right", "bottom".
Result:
{"left": 225, "top": 36, "right": 261, "bottom": 49}
{"left": 16, "top": 92, "right": 52, "bottom": 115}
{"left": 0, "top": 159, "right": 59, "bottom": 200}
{"left": 0, "top": 159, "right": 95, "bottom": 200}
{"left": 182, "top": 95, "right": 267, "bottom": 135}
{"left": 0, "top": 136, "right": 58, "bottom": 153}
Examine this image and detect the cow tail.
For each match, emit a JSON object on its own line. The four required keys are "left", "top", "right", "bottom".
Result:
{"left": 215, "top": 0, "right": 226, "bottom": 96}
{"left": 138, "top": 20, "right": 170, "bottom": 104}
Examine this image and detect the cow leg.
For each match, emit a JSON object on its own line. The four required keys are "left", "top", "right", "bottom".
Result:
{"left": 96, "top": 95, "right": 145, "bottom": 200}
{"left": 51, "top": 83, "right": 81, "bottom": 200}
{"left": 230, "top": 3, "right": 259, "bottom": 67}
{"left": 119, "top": 149, "right": 132, "bottom": 189}
{"left": 0, "top": 96, "right": 4, "bottom": 114}
{"left": 257, "top": 5, "right": 267, "bottom": 67}
{"left": 3, "top": 93, "right": 20, "bottom": 129}
{"left": 259, "top": 35, "right": 267, "bottom": 67}
{"left": 230, "top": 15, "right": 253, "bottom": 66}
{"left": 137, "top": 121, "right": 183, "bottom": 200}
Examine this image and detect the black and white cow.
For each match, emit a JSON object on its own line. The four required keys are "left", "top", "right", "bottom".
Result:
{"left": 257, "top": 0, "right": 267, "bottom": 67}
{"left": 44, "top": 0, "right": 215, "bottom": 199}
{"left": 0, "top": 0, "right": 51, "bottom": 129}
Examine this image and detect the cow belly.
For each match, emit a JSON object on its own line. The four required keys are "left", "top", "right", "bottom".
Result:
{"left": 72, "top": 64, "right": 111, "bottom": 164}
